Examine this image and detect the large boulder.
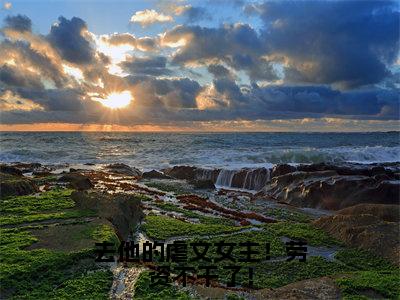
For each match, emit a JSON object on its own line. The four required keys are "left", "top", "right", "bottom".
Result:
{"left": 58, "top": 173, "right": 94, "bottom": 190}
{"left": 105, "top": 163, "right": 142, "bottom": 177}
{"left": 0, "top": 165, "right": 23, "bottom": 176}
{"left": 314, "top": 214, "right": 399, "bottom": 265}
{"left": 163, "top": 166, "right": 197, "bottom": 180}
{"left": 71, "top": 191, "right": 144, "bottom": 240}
{"left": 261, "top": 171, "right": 399, "bottom": 210}
{"left": 7, "top": 163, "right": 42, "bottom": 173}
{"left": 0, "top": 173, "right": 39, "bottom": 198}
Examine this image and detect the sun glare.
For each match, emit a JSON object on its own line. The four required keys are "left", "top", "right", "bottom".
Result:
{"left": 102, "top": 91, "right": 132, "bottom": 109}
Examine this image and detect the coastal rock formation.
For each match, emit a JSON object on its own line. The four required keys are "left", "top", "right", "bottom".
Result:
{"left": 162, "top": 165, "right": 198, "bottom": 180}
{"left": 58, "top": 172, "right": 94, "bottom": 190}
{"left": 164, "top": 165, "right": 270, "bottom": 190}
{"left": 0, "top": 165, "right": 23, "bottom": 176}
{"left": 336, "top": 203, "right": 400, "bottom": 222}
{"left": 71, "top": 191, "right": 144, "bottom": 240}
{"left": 314, "top": 208, "right": 400, "bottom": 265}
{"left": 271, "top": 164, "right": 297, "bottom": 178}
{"left": 0, "top": 173, "right": 38, "bottom": 197}
{"left": 105, "top": 163, "right": 142, "bottom": 177}
{"left": 256, "top": 277, "right": 341, "bottom": 300}
{"left": 259, "top": 170, "right": 399, "bottom": 210}
{"left": 142, "top": 170, "right": 172, "bottom": 179}
{"left": 189, "top": 179, "right": 215, "bottom": 189}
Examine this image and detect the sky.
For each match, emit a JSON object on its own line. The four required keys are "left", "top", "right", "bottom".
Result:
{"left": 0, "top": 0, "right": 399, "bottom": 132}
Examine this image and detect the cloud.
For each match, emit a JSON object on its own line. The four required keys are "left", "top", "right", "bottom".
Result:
{"left": 0, "top": 40, "right": 68, "bottom": 88}
{"left": 127, "top": 76, "right": 201, "bottom": 109}
{"left": 207, "top": 64, "right": 234, "bottom": 79}
{"left": 256, "top": 1, "right": 400, "bottom": 89}
{"left": 102, "top": 33, "right": 158, "bottom": 52}
{"left": 162, "top": 23, "right": 277, "bottom": 81}
{"left": 120, "top": 56, "right": 171, "bottom": 76}
{"left": 130, "top": 9, "right": 173, "bottom": 27}
{"left": 3, "top": 14, "right": 31, "bottom": 32}
{"left": 48, "top": 16, "right": 95, "bottom": 64}
{"left": 0, "top": 64, "right": 44, "bottom": 89}
{"left": 0, "top": 4, "right": 398, "bottom": 129}
{"left": 174, "top": 5, "right": 210, "bottom": 23}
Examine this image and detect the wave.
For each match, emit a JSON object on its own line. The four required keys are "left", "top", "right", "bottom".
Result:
{"left": 0, "top": 132, "right": 399, "bottom": 169}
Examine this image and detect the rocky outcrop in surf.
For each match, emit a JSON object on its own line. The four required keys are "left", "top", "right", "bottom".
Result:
{"left": 258, "top": 169, "right": 399, "bottom": 210}
{"left": 163, "top": 166, "right": 271, "bottom": 190}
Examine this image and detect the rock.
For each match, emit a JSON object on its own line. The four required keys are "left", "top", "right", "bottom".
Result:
{"left": 105, "top": 163, "right": 142, "bottom": 177}
{"left": 261, "top": 171, "right": 399, "bottom": 210}
{"left": 142, "top": 170, "right": 172, "bottom": 179}
{"left": 32, "top": 167, "right": 52, "bottom": 177}
{"left": 8, "top": 162, "right": 42, "bottom": 173}
{"left": 0, "top": 173, "right": 39, "bottom": 197}
{"left": 194, "top": 276, "right": 341, "bottom": 300}
{"left": 314, "top": 214, "right": 399, "bottom": 265}
{"left": 336, "top": 203, "right": 400, "bottom": 222}
{"left": 231, "top": 168, "right": 270, "bottom": 190}
{"left": 297, "top": 163, "right": 395, "bottom": 178}
{"left": 271, "top": 164, "right": 297, "bottom": 178}
{"left": 194, "top": 168, "right": 221, "bottom": 183}
{"left": 190, "top": 179, "right": 215, "bottom": 189}
{"left": 58, "top": 173, "right": 94, "bottom": 190}
{"left": 71, "top": 191, "right": 144, "bottom": 240}
{"left": 0, "top": 165, "right": 23, "bottom": 176}
{"left": 162, "top": 165, "right": 197, "bottom": 180}
{"left": 255, "top": 276, "right": 341, "bottom": 300}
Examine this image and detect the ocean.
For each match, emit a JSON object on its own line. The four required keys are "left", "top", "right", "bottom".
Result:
{"left": 0, "top": 132, "right": 399, "bottom": 170}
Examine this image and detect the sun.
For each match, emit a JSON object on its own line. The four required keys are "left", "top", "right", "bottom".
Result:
{"left": 102, "top": 91, "right": 132, "bottom": 109}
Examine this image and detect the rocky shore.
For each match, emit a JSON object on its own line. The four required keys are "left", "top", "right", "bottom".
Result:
{"left": 1, "top": 161, "right": 399, "bottom": 299}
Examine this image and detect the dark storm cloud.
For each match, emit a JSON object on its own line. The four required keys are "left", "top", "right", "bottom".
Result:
{"left": 207, "top": 64, "right": 232, "bottom": 79}
{"left": 256, "top": 1, "right": 400, "bottom": 88}
{"left": 47, "top": 16, "right": 95, "bottom": 64}
{"left": 121, "top": 56, "right": 171, "bottom": 76}
{"left": 164, "top": 23, "right": 277, "bottom": 81}
{"left": 165, "top": 1, "right": 399, "bottom": 88}
{"left": 15, "top": 88, "right": 85, "bottom": 111}
{"left": 0, "top": 64, "right": 44, "bottom": 89}
{"left": 165, "top": 23, "right": 263, "bottom": 62}
{"left": 213, "top": 78, "right": 247, "bottom": 105}
{"left": 129, "top": 76, "right": 201, "bottom": 108}
{"left": 249, "top": 85, "right": 400, "bottom": 120}
{"left": 3, "top": 14, "right": 32, "bottom": 32}
{"left": 180, "top": 6, "right": 211, "bottom": 23}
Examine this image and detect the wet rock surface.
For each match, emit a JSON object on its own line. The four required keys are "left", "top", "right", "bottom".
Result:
{"left": 105, "top": 163, "right": 142, "bottom": 177}
{"left": 142, "top": 169, "right": 172, "bottom": 179}
{"left": 259, "top": 169, "right": 399, "bottom": 210}
{"left": 58, "top": 172, "right": 94, "bottom": 190}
